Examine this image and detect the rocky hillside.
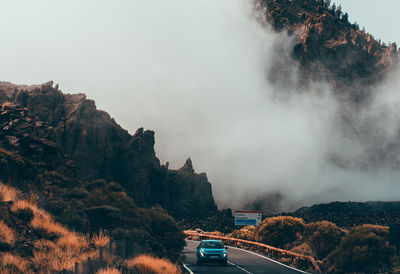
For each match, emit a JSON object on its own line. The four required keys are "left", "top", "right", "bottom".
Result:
{"left": 285, "top": 201, "right": 400, "bottom": 228}
{"left": 256, "top": 0, "right": 399, "bottom": 102}
{"left": 0, "top": 81, "right": 217, "bottom": 219}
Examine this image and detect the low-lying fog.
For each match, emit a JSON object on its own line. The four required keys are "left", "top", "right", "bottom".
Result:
{"left": 1, "top": 0, "right": 399, "bottom": 210}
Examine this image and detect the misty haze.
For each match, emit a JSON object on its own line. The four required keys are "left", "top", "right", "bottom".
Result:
{"left": 1, "top": 1, "right": 400, "bottom": 273}
{"left": 1, "top": 1, "right": 400, "bottom": 210}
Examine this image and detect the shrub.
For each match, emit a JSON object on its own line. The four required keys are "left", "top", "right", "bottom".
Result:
{"left": 85, "top": 206, "right": 121, "bottom": 231}
{"left": 0, "top": 253, "right": 31, "bottom": 274}
{"left": 125, "top": 255, "right": 181, "bottom": 274}
{"left": 256, "top": 216, "right": 305, "bottom": 248}
{"left": 97, "top": 267, "right": 121, "bottom": 274}
{"left": 0, "top": 182, "right": 19, "bottom": 202}
{"left": 290, "top": 242, "right": 313, "bottom": 256}
{"left": 32, "top": 237, "right": 94, "bottom": 272}
{"left": 0, "top": 221, "right": 15, "bottom": 245}
{"left": 305, "top": 221, "right": 344, "bottom": 259}
{"left": 93, "top": 230, "right": 110, "bottom": 248}
{"left": 326, "top": 225, "right": 397, "bottom": 273}
{"left": 228, "top": 226, "right": 256, "bottom": 241}
{"left": 209, "top": 231, "right": 223, "bottom": 237}
{"left": 30, "top": 211, "right": 69, "bottom": 236}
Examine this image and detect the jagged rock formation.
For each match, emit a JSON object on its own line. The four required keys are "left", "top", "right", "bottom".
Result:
{"left": 256, "top": 0, "right": 399, "bottom": 101}
{"left": 0, "top": 81, "right": 217, "bottom": 218}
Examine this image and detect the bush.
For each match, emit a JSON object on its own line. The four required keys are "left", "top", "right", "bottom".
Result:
{"left": 290, "top": 242, "right": 313, "bottom": 256}
{"left": 256, "top": 216, "right": 305, "bottom": 248}
{"left": 85, "top": 206, "right": 122, "bottom": 231}
{"left": 326, "top": 225, "right": 397, "bottom": 273}
{"left": 97, "top": 267, "right": 121, "bottom": 274}
{"left": 228, "top": 226, "right": 256, "bottom": 241}
{"left": 125, "top": 255, "right": 181, "bottom": 274}
{"left": 0, "top": 220, "right": 15, "bottom": 245}
{"left": 209, "top": 231, "right": 223, "bottom": 237}
{"left": 0, "top": 183, "right": 19, "bottom": 202}
{"left": 305, "top": 221, "right": 344, "bottom": 259}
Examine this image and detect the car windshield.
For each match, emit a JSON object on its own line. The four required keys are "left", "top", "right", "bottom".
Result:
{"left": 201, "top": 241, "right": 223, "bottom": 249}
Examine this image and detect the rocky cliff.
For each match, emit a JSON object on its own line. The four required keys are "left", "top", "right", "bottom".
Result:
{"left": 0, "top": 81, "right": 217, "bottom": 218}
{"left": 257, "top": 0, "right": 399, "bottom": 102}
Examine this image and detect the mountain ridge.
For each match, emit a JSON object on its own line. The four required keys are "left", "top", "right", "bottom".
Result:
{"left": 0, "top": 81, "right": 217, "bottom": 218}
{"left": 257, "top": 0, "right": 399, "bottom": 102}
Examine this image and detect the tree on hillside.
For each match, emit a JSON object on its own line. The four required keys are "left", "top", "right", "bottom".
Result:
{"left": 342, "top": 12, "right": 349, "bottom": 22}
{"left": 335, "top": 4, "right": 342, "bottom": 18}
{"left": 331, "top": 3, "right": 336, "bottom": 15}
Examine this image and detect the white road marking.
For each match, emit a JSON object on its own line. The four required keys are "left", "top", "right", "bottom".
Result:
{"left": 228, "top": 261, "right": 253, "bottom": 274}
{"left": 227, "top": 246, "right": 309, "bottom": 274}
{"left": 183, "top": 263, "right": 194, "bottom": 274}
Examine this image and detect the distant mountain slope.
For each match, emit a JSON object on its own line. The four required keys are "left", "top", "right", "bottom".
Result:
{"left": 285, "top": 201, "right": 400, "bottom": 227}
{"left": 257, "top": 0, "right": 399, "bottom": 101}
{"left": 0, "top": 81, "right": 217, "bottom": 218}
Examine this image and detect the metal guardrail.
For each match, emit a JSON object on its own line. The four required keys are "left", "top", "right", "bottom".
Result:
{"left": 184, "top": 231, "right": 321, "bottom": 273}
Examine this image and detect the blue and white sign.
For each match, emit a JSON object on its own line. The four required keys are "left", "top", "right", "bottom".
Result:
{"left": 235, "top": 211, "right": 262, "bottom": 226}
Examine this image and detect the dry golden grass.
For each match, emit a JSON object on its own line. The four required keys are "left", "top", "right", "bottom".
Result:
{"left": 32, "top": 238, "right": 95, "bottom": 272}
{"left": 0, "top": 183, "right": 19, "bottom": 202}
{"left": 0, "top": 183, "right": 98, "bottom": 273}
{"left": 58, "top": 233, "right": 90, "bottom": 254}
{"left": 228, "top": 225, "right": 257, "bottom": 241}
{"left": 30, "top": 212, "right": 69, "bottom": 236}
{"left": 209, "top": 231, "right": 224, "bottom": 236}
{"left": 10, "top": 199, "right": 34, "bottom": 212}
{"left": 93, "top": 230, "right": 110, "bottom": 248}
{"left": 96, "top": 267, "right": 122, "bottom": 274}
{"left": 126, "top": 255, "right": 181, "bottom": 274}
{"left": 0, "top": 221, "right": 15, "bottom": 245}
{"left": 0, "top": 253, "right": 31, "bottom": 273}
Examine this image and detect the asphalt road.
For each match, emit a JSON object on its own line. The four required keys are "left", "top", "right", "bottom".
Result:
{"left": 183, "top": 240, "right": 307, "bottom": 274}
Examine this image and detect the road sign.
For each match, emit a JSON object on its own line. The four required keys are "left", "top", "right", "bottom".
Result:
{"left": 389, "top": 223, "right": 400, "bottom": 246}
{"left": 235, "top": 211, "right": 262, "bottom": 226}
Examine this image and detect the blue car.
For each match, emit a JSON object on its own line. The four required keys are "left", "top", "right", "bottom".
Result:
{"left": 196, "top": 239, "right": 228, "bottom": 266}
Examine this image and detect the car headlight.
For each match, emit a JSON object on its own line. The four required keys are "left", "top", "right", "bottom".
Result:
{"left": 200, "top": 251, "right": 205, "bottom": 257}
{"left": 223, "top": 252, "right": 227, "bottom": 257}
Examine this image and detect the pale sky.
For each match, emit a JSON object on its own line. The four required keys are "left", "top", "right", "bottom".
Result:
{"left": 0, "top": 1, "right": 397, "bottom": 89}
{"left": 333, "top": 0, "right": 400, "bottom": 45}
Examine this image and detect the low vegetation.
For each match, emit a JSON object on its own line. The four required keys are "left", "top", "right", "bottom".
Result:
{"left": 226, "top": 216, "right": 398, "bottom": 273}
{"left": 0, "top": 182, "right": 97, "bottom": 273}
{"left": 304, "top": 221, "right": 344, "bottom": 260}
{"left": 37, "top": 177, "right": 185, "bottom": 262}
{"left": 227, "top": 225, "right": 256, "bottom": 241}
{"left": 325, "top": 225, "right": 397, "bottom": 273}
{"left": 0, "top": 182, "right": 184, "bottom": 273}
{"left": 96, "top": 267, "right": 121, "bottom": 274}
{"left": 255, "top": 216, "right": 305, "bottom": 248}
{"left": 125, "top": 255, "right": 181, "bottom": 274}
{"left": 95, "top": 255, "right": 182, "bottom": 274}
